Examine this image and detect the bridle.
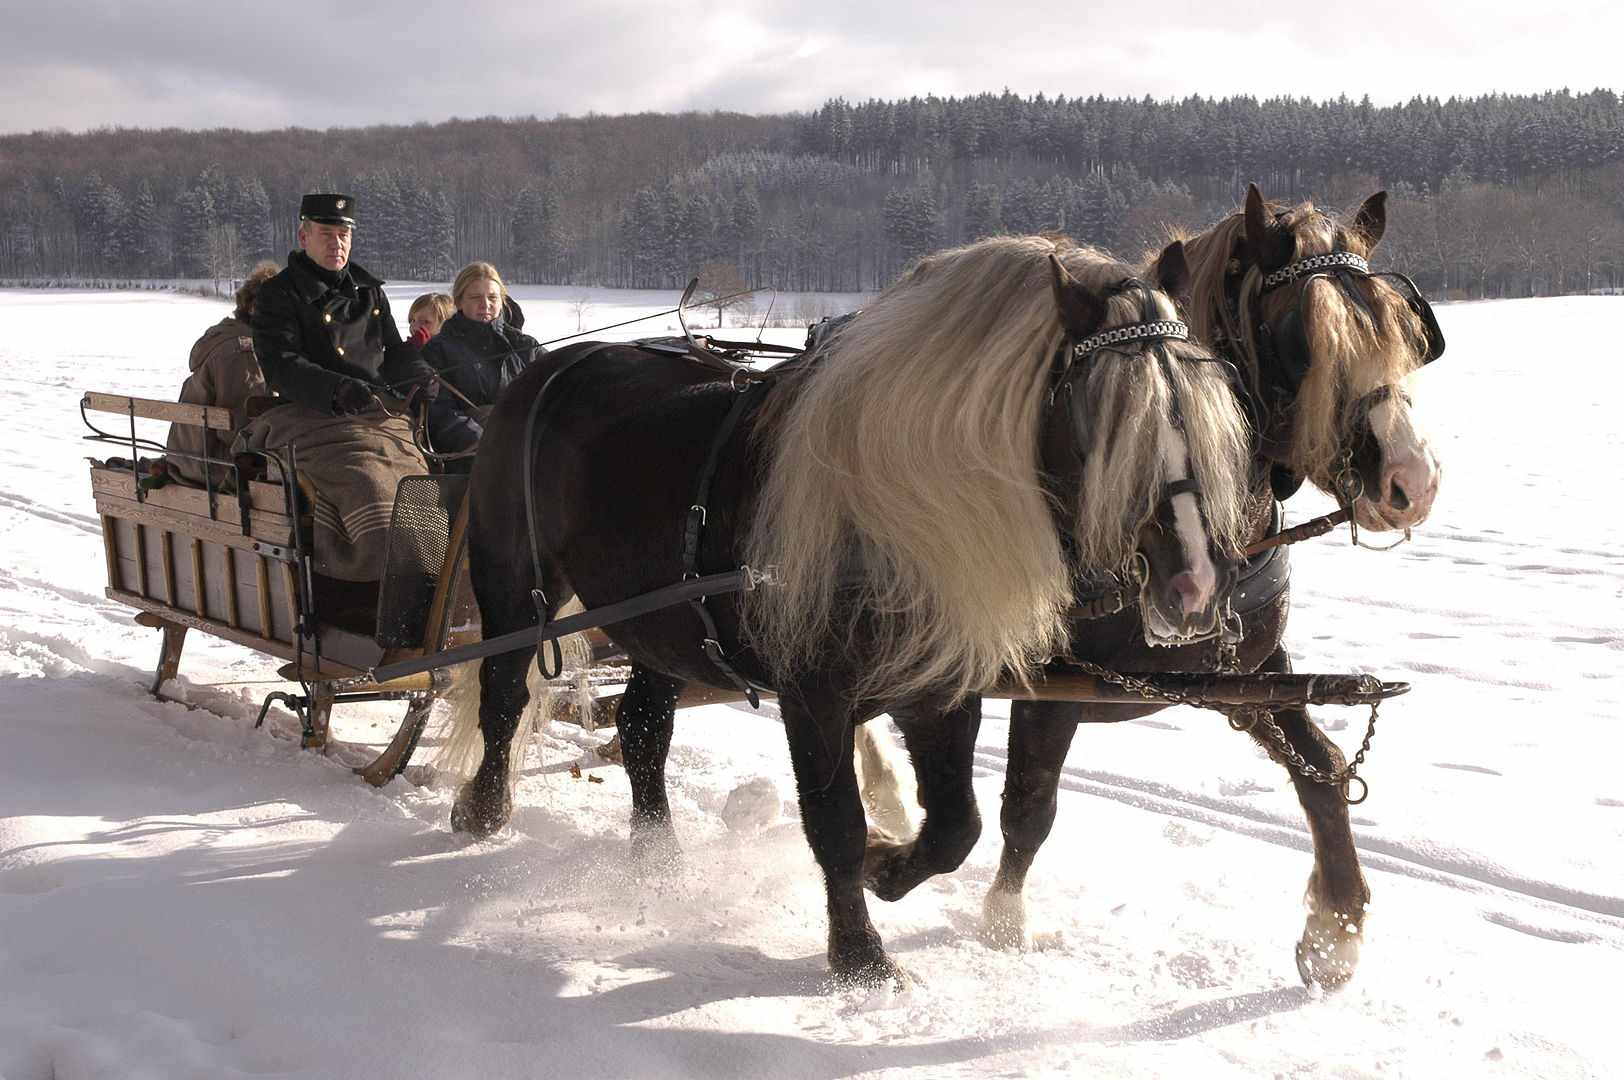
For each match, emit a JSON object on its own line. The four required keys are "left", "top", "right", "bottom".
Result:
{"left": 1232, "top": 244, "right": 1447, "bottom": 538}
{"left": 1244, "top": 249, "right": 1446, "bottom": 443}
{"left": 1048, "top": 280, "right": 1238, "bottom": 622}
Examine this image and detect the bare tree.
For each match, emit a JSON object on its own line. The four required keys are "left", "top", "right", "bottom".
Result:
{"left": 569, "top": 294, "right": 591, "bottom": 333}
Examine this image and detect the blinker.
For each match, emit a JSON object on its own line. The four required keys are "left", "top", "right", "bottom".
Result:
{"left": 1259, "top": 266, "right": 1445, "bottom": 404}
{"left": 1372, "top": 271, "right": 1445, "bottom": 364}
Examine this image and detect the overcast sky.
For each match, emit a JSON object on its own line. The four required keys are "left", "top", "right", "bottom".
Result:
{"left": 0, "top": 1, "right": 1617, "bottom": 134}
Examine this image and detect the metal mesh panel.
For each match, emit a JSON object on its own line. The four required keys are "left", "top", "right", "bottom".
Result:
{"left": 375, "top": 474, "right": 468, "bottom": 647}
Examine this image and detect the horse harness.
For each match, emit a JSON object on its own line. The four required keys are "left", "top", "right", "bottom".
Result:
{"left": 518, "top": 338, "right": 784, "bottom": 703}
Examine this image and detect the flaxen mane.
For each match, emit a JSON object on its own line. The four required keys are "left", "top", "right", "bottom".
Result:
{"left": 1176, "top": 203, "right": 1433, "bottom": 487}
{"left": 746, "top": 235, "right": 1250, "bottom": 706}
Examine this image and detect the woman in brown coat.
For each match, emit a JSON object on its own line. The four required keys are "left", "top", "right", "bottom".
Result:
{"left": 165, "top": 261, "right": 279, "bottom": 486}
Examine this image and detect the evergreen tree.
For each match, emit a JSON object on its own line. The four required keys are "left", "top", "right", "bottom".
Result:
{"left": 229, "top": 176, "right": 273, "bottom": 264}
{"left": 172, "top": 186, "right": 216, "bottom": 278}
{"left": 511, "top": 183, "right": 565, "bottom": 282}
{"left": 962, "top": 182, "right": 1002, "bottom": 241}
{"left": 123, "top": 179, "right": 161, "bottom": 275}
{"left": 75, "top": 172, "right": 127, "bottom": 273}
{"left": 423, "top": 189, "right": 456, "bottom": 280}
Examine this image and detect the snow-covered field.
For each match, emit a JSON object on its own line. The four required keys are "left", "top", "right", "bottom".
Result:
{"left": 1, "top": 285, "right": 1620, "bottom": 1079}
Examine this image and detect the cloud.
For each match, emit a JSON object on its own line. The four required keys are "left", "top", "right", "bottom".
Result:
{"left": 0, "top": 0, "right": 1617, "bottom": 134}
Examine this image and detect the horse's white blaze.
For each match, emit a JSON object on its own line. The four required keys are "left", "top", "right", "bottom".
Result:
{"left": 1159, "top": 415, "right": 1216, "bottom": 612}
{"left": 1366, "top": 396, "right": 1440, "bottom": 528}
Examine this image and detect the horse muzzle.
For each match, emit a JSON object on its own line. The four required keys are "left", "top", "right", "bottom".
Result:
{"left": 1142, "top": 554, "right": 1240, "bottom": 647}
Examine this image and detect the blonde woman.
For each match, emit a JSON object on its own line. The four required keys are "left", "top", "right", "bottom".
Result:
{"left": 420, "top": 263, "right": 547, "bottom": 439}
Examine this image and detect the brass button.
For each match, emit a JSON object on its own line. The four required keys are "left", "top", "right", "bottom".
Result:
{"left": 372, "top": 308, "right": 380, "bottom": 317}
{"left": 335, "top": 346, "right": 345, "bottom": 357}
{"left": 323, "top": 313, "right": 332, "bottom": 324}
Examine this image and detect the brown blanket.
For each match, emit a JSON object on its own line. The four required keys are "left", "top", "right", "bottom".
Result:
{"left": 237, "top": 404, "right": 426, "bottom": 582}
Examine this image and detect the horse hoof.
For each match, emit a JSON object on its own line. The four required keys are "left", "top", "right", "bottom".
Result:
{"left": 1295, "top": 910, "right": 1362, "bottom": 990}
{"left": 862, "top": 838, "right": 915, "bottom": 902}
{"left": 831, "top": 954, "right": 912, "bottom": 992}
{"left": 450, "top": 777, "right": 512, "bottom": 837}
{"left": 979, "top": 887, "right": 1028, "bottom": 950}
{"left": 630, "top": 824, "right": 683, "bottom": 876}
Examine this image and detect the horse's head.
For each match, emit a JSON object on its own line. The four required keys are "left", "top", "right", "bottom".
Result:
{"left": 1046, "top": 243, "right": 1251, "bottom": 645}
{"left": 1195, "top": 184, "right": 1443, "bottom": 532}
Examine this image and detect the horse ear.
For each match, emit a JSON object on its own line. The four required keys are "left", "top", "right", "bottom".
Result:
{"left": 1352, "top": 190, "right": 1388, "bottom": 251}
{"left": 1152, "top": 240, "right": 1190, "bottom": 303}
{"left": 1244, "top": 183, "right": 1270, "bottom": 264}
{"left": 1050, "top": 253, "right": 1106, "bottom": 337}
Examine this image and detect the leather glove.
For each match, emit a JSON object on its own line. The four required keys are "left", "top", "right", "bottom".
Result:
{"left": 331, "top": 379, "right": 376, "bottom": 416}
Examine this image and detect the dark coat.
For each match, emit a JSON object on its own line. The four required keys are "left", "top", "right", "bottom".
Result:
{"left": 251, "top": 251, "right": 436, "bottom": 412}
{"left": 420, "top": 312, "right": 547, "bottom": 418}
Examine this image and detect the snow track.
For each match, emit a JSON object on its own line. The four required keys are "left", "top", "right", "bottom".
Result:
{"left": 972, "top": 742, "right": 1624, "bottom": 926}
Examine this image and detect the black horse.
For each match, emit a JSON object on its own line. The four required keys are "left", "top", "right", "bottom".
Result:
{"left": 977, "top": 185, "right": 1446, "bottom": 990}
{"left": 447, "top": 236, "right": 1254, "bottom": 984}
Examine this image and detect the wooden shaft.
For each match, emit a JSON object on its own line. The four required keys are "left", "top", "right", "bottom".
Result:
{"left": 665, "top": 669, "right": 1400, "bottom": 711}
{"left": 1242, "top": 509, "right": 1351, "bottom": 558}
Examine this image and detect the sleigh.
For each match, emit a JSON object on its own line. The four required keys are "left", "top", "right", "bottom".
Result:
{"left": 81, "top": 390, "right": 503, "bottom": 784}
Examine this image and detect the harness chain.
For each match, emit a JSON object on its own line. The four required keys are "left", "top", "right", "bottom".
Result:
{"left": 1065, "top": 649, "right": 1379, "bottom": 805}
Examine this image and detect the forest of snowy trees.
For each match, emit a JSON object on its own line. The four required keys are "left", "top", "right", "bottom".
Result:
{"left": 2, "top": 88, "right": 1621, "bottom": 297}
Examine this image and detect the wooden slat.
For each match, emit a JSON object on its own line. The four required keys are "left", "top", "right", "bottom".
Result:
{"left": 101, "top": 514, "right": 119, "bottom": 590}
{"left": 222, "top": 546, "right": 240, "bottom": 629}
{"left": 255, "top": 555, "right": 272, "bottom": 639}
{"left": 109, "top": 589, "right": 362, "bottom": 672}
{"left": 133, "top": 523, "right": 150, "bottom": 598}
{"left": 189, "top": 538, "right": 206, "bottom": 617}
{"left": 94, "top": 497, "right": 294, "bottom": 555}
{"left": 91, "top": 470, "right": 292, "bottom": 530}
{"left": 116, "top": 592, "right": 375, "bottom": 681}
{"left": 278, "top": 561, "right": 301, "bottom": 643}
{"left": 159, "top": 530, "right": 176, "bottom": 606}
{"left": 82, "top": 392, "right": 235, "bottom": 431}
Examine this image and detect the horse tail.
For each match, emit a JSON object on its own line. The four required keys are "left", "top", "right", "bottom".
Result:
{"left": 853, "top": 721, "right": 917, "bottom": 841}
{"left": 433, "top": 600, "right": 595, "bottom": 782}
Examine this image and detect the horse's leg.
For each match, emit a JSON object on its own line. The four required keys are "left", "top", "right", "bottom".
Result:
{"left": 614, "top": 662, "right": 686, "bottom": 867}
{"left": 863, "top": 697, "right": 983, "bottom": 902}
{"left": 1254, "top": 645, "right": 1370, "bottom": 989}
{"left": 982, "top": 699, "right": 1082, "bottom": 947}
{"left": 449, "top": 646, "right": 537, "bottom": 836}
{"left": 780, "top": 686, "right": 901, "bottom": 985}
{"left": 452, "top": 512, "right": 566, "bottom": 837}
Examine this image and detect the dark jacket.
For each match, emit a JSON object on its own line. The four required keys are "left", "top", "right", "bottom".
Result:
{"left": 252, "top": 250, "right": 436, "bottom": 412}
{"left": 420, "top": 312, "right": 547, "bottom": 432}
{"left": 165, "top": 315, "right": 266, "bottom": 486}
